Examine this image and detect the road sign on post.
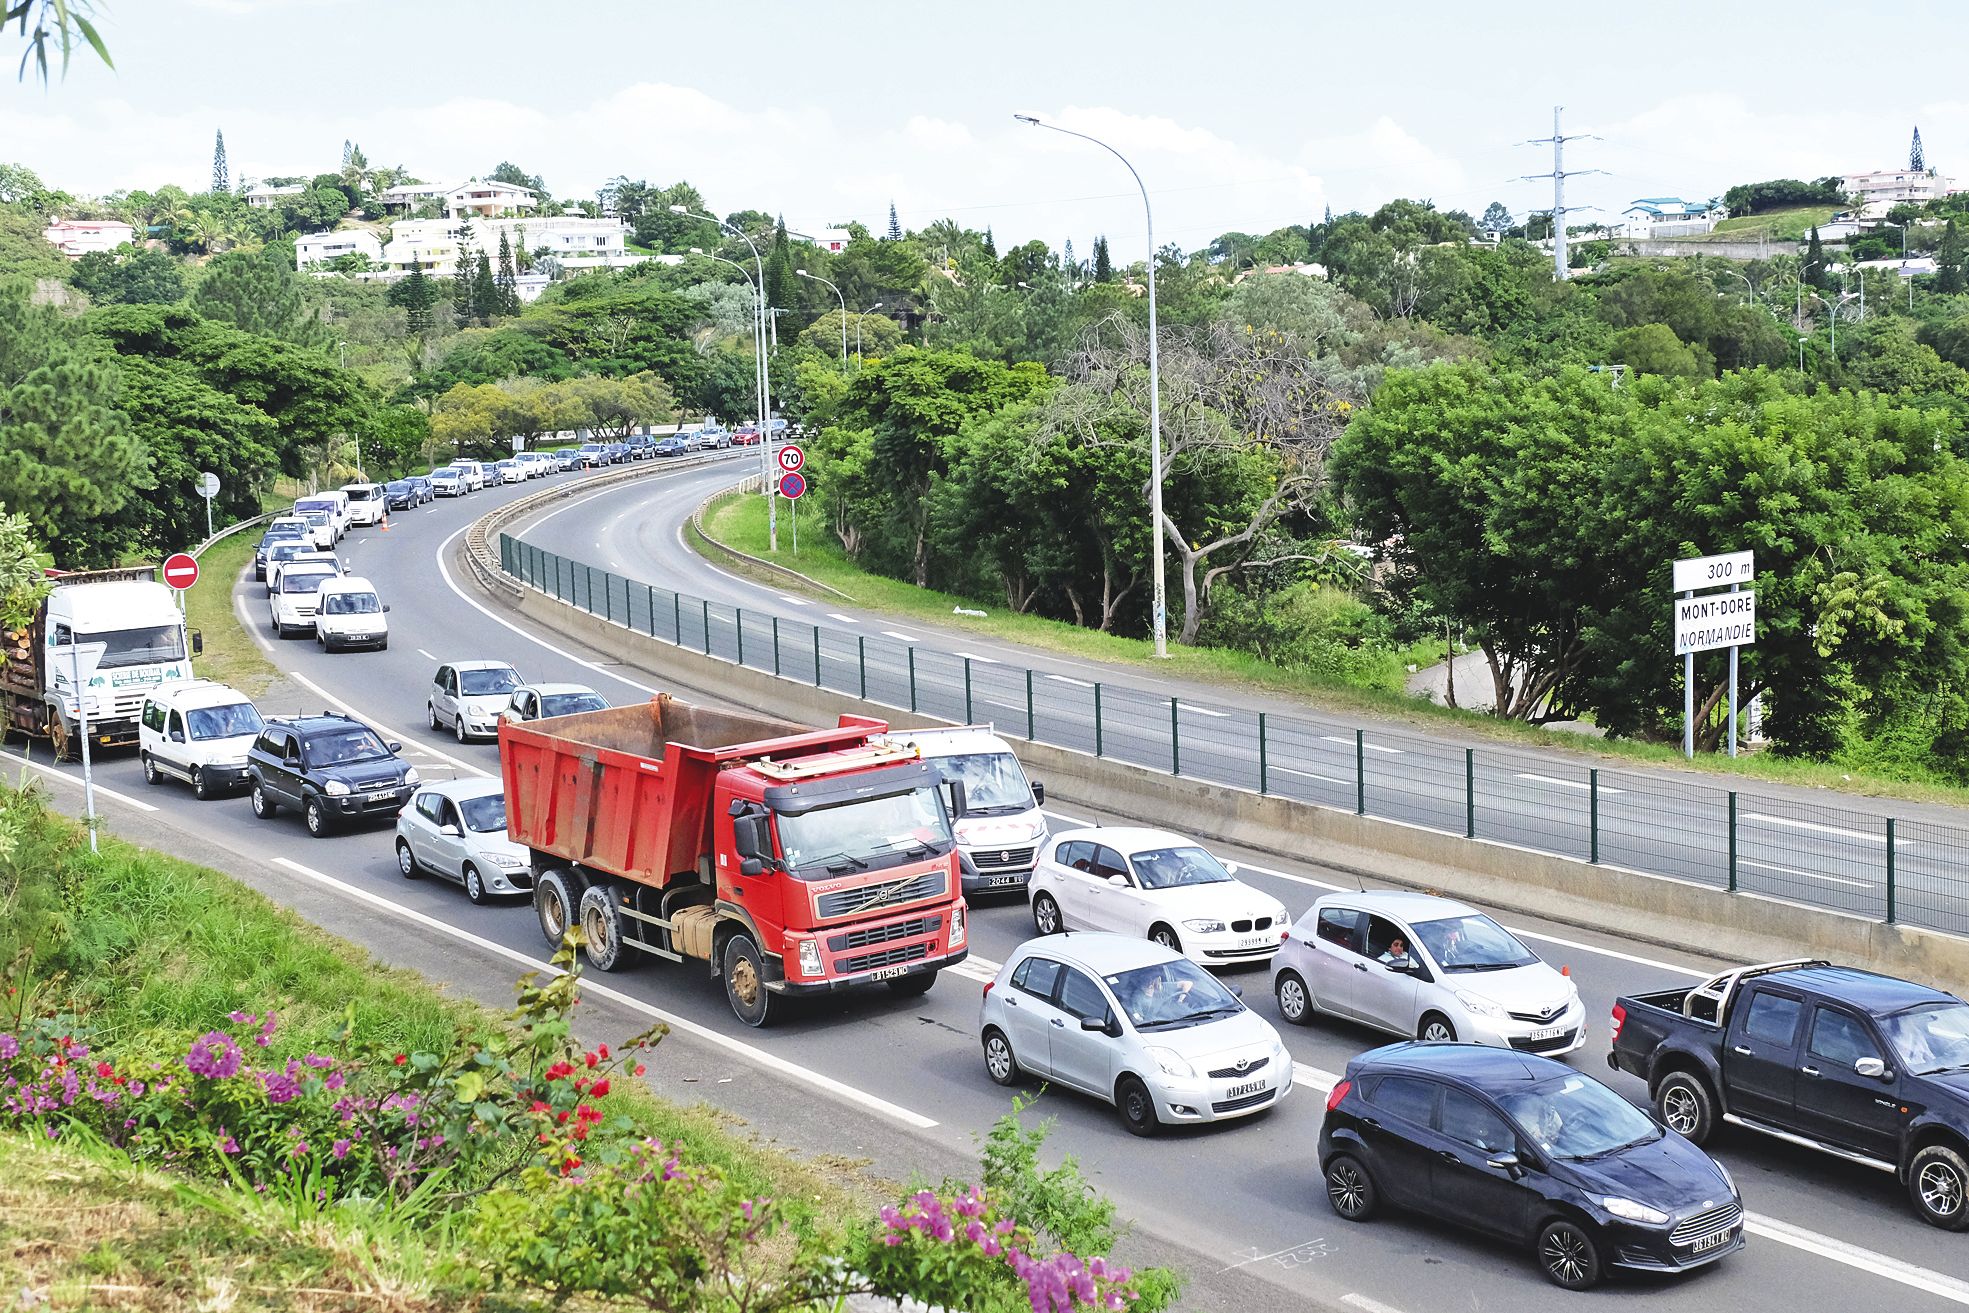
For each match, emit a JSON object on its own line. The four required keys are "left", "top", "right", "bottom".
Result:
{"left": 162, "top": 553, "right": 200, "bottom": 591}
{"left": 194, "top": 471, "right": 220, "bottom": 541}
{"left": 1673, "top": 551, "right": 1756, "bottom": 759}
{"left": 777, "top": 444, "right": 805, "bottom": 474}
{"left": 777, "top": 471, "right": 806, "bottom": 499}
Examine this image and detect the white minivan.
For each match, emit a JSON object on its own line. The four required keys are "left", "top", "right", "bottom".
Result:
{"left": 139, "top": 680, "right": 265, "bottom": 800}
{"left": 270, "top": 562, "right": 341, "bottom": 637}
{"left": 340, "top": 482, "right": 388, "bottom": 527}
{"left": 453, "top": 459, "right": 488, "bottom": 492}
{"left": 886, "top": 726, "right": 1048, "bottom": 895}
{"left": 313, "top": 576, "right": 390, "bottom": 651}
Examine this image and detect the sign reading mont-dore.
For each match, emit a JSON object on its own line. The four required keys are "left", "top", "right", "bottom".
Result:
{"left": 1673, "top": 590, "right": 1756, "bottom": 655}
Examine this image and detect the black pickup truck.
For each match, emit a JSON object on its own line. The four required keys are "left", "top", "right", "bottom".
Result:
{"left": 1609, "top": 958, "right": 1969, "bottom": 1229}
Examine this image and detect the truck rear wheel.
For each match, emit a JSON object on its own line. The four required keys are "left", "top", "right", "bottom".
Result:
{"left": 722, "top": 935, "right": 776, "bottom": 1029}
{"left": 579, "top": 885, "right": 636, "bottom": 972}
{"left": 535, "top": 870, "right": 578, "bottom": 950}
{"left": 1654, "top": 1071, "right": 1717, "bottom": 1145}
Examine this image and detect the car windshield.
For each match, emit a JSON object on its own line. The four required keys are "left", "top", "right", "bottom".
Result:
{"left": 269, "top": 543, "right": 306, "bottom": 562}
{"left": 1128, "top": 845, "right": 1234, "bottom": 890}
{"left": 346, "top": 487, "right": 378, "bottom": 501}
{"left": 303, "top": 728, "right": 391, "bottom": 767}
{"left": 186, "top": 702, "right": 263, "bottom": 740}
{"left": 1411, "top": 914, "right": 1540, "bottom": 973}
{"left": 87, "top": 624, "right": 187, "bottom": 669}
{"left": 386, "top": 482, "right": 410, "bottom": 494}
{"left": 930, "top": 751, "right": 1032, "bottom": 813}
{"left": 1880, "top": 1002, "right": 1969, "bottom": 1075}
{"left": 1105, "top": 959, "right": 1243, "bottom": 1031}
{"left": 296, "top": 511, "right": 329, "bottom": 526}
{"left": 774, "top": 786, "right": 954, "bottom": 876}
{"left": 540, "top": 693, "right": 607, "bottom": 717}
{"left": 458, "top": 793, "right": 508, "bottom": 833}
{"left": 1498, "top": 1075, "right": 1661, "bottom": 1161}
{"left": 321, "top": 591, "right": 381, "bottom": 615}
{"left": 434, "top": 467, "right": 459, "bottom": 478}
{"left": 295, "top": 501, "right": 334, "bottom": 517}
{"left": 461, "top": 667, "right": 521, "bottom": 696}
{"left": 283, "top": 570, "right": 335, "bottom": 594}
{"left": 264, "top": 525, "right": 304, "bottom": 541}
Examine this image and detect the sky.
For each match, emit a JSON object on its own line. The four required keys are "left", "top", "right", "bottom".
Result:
{"left": 7, "top": 0, "right": 1969, "bottom": 260}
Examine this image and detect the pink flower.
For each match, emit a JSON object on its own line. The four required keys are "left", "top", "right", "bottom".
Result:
{"left": 331, "top": 1139, "right": 352, "bottom": 1159}
{"left": 185, "top": 1032, "right": 242, "bottom": 1079}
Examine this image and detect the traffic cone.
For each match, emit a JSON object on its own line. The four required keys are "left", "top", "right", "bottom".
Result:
{"left": 1561, "top": 965, "right": 1571, "bottom": 977}
{"left": 380, "top": 509, "right": 391, "bottom": 532}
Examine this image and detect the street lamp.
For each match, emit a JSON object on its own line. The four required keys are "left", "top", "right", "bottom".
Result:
{"left": 856, "top": 302, "right": 884, "bottom": 360}
{"left": 1015, "top": 111, "right": 1169, "bottom": 657}
{"left": 795, "top": 268, "right": 847, "bottom": 366}
{"left": 676, "top": 206, "right": 777, "bottom": 550}
{"left": 1720, "top": 270, "right": 1754, "bottom": 306}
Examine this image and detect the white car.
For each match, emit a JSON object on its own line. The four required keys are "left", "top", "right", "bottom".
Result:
{"left": 518, "top": 452, "right": 556, "bottom": 477}
{"left": 313, "top": 576, "right": 389, "bottom": 652}
{"left": 980, "top": 933, "right": 1290, "bottom": 1135}
{"left": 493, "top": 459, "right": 525, "bottom": 484}
{"left": 139, "top": 680, "right": 264, "bottom": 800}
{"left": 430, "top": 467, "right": 467, "bottom": 497}
{"left": 428, "top": 659, "right": 524, "bottom": 742}
{"left": 1270, "top": 890, "right": 1585, "bottom": 1055}
{"left": 290, "top": 503, "right": 337, "bottom": 549}
{"left": 267, "top": 550, "right": 340, "bottom": 595}
{"left": 497, "top": 682, "right": 608, "bottom": 724}
{"left": 340, "top": 482, "right": 388, "bottom": 526}
{"left": 1027, "top": 827, "right": 1290, "bottom": 967}
{"left": 395, "top": 777, "right": 533, "bottom": 904}
{"left": 269, "top": 564, "right": 340, "bottom": 637}
{"left": 454, "top": 459, "right": 487, "bottom": 491}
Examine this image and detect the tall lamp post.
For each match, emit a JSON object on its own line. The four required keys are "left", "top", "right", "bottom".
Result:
{"left": 796, "top": 269, "right": 847, "bottom": 366}
{"left": 1015, "top": 112, "right": 1168, "bottom": 657}
{"left": 856, "top": 302, "right": 884, "bottom": 360}
{"left": 675, "top": 206, "right": 777, "bottom": 550}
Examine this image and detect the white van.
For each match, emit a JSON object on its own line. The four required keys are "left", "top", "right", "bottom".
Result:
{"left": 294, "top": 494, "right": 351, "bottom": 544}
{"left": 269, "top": 562, "right": 340, "bottom": 637}
{"left": 885, "top": 726, "right": 1048, "bottom": 895}
{"left": 291, "top": 501, "right": 338, "bottom": 549}
{"left": 267, "top": 550, "right": 340, "bottom": 596}
{"left": 313, "top": 576, "right": 389, "bottom": 651}
{"left": 139, "top": 680, "right": 264, "bottom": 800}
{"left": 454, "top": 460, "right": 487, "bottom": 492}
{"left": 340, "top": 482, "right": 388, "bottom": 526}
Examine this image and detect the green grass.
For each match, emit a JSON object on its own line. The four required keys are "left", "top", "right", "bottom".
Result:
{"left": 1703, "top": 206, "right": 1842, "bottom": 242}
{"left": 697, "top": 491, "right": 1969, "bottom": 808}
{"left": 188, "top": 527, "right": 278, "bottom": 698}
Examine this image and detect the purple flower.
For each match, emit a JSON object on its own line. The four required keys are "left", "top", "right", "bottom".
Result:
{"left": 303, "top": 1054, "right": 332, "bottom": 1070}
{"left": 331, "top": 1139, "right": 352, "bottom": 1160}
{"left": 185, "top": 1032, "right": 242, "bottom": 1079}
{"left": 261, "top": 1072, "right": 301, "bottom": 1104}
{"left": 217, "top": 1133, "right": 239, "bottom": 1155}
{"left": 0, "top": 1034, "right": 17, "bottom": 1060}
{"left": 227, "top": 1010, "right": 257, "bottom": 1025}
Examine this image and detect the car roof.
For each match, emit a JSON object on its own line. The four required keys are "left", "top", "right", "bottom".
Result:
{"left": 1315, "top": 889, "right": 1479, "bottom": 921}
{"left": 447, "top": 658, "right": 517, "bottom": 672}
{"left": 1050, "top": 825, "right": 1201, "bottom": 853}
{"left": 316, "top": 575, "right": 375, "bottom": 591}
{"left": 148, "top": 679, "right": 251, "bottom": 709}
{"left": 524, "top": 682, "right": 598, "bottom": 696}
{"left": 419, "top": 775, "right": 503, "bottom": 801}
{"left": 890, "top": 727, "right": 1017, "bottom": 757}
{"left": 1009, "top": 931, "right": 1186, "bottom": 975}
{"left": 268, "top": 712, "right": 372, "bottom": 734}
{"left": 1764, "top": 964, "right": 1958, "bottom": 1011}
{"left": 1352, "top": 1040, "right": 1563, "bottom": 1084}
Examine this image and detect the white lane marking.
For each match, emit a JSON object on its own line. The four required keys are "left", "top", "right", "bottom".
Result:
{"left": 778, "top": 595, "right": 811, "bottom": 607}
{"left": 675, "top": 520, "right": 766, "bottom": 592}
{"left": 1271, "top": 765, "right": 1353, "bottom": 787}
{"left": 1515, "top": 772, "right": 1625, "bottom": 795}
{"left": 417, "top": 648, "right": 438, "bottom": 661}
{"left": 269, "top": 858, "right": 938, "bottom": 1130}
{"left": 1340, "top": 1295, "right": 1406, "bottom": 1313}
{"left": 1743, "top": 811, "right": 1888, "bottom": 845}
{"left": 956, "top": 652, "right": 1000, "bottom": 664}
{"left": 1321, "top": 735, "right": 1402, "bottom": 754}
{"left": 1293, "top": 1062, "right": 1344, "bottom": 1090}
{"left": 232, "top": 592, "right": 276, "bottom": 654}
{"left": 1177, "top": 703, "right": 1228, "bottom": 718}
{"left": 827, "top": 613, "right": 859, "bottom": 625}
{"left": 0, "top": 750, "right": 160, "bottom": 811}
{"left": 284, "top": 670, "right": 489, "bottom": 779}
{"left": 1744, "top": 1211, "right": 1969, "bottom": 1306}
{"left": 882, "top": 630, "right": 921, "bottom": 643}
{"left": 1046, "top": 674, "right": 1094, "bottom": 688}
{"left": 1041, "top": 808, "right": 1093, "bottom": 828}
{"left": 1738, "top": 857, "right": 1873, "bottom": 890}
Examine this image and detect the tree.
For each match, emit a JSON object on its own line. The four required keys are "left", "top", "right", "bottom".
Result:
{"left": 1610, "top": 323, "right": 1711, "bottom": 378}
{"left": 982, "top": 227, "right": 997, "bottom": 260}
{"left": 1721, "top": 178, "right": 1846, "bottom": 215}
{"left": 471, "top": 250, "right": 499, "bottom": 324}
{"left": 211, "top": 129, "right": 229, "bottom": 195}
{"left": 9, "top": 0, "right": 111, "bottom": 85}
{"left": 1940, "top": 219, "right": 1966, "bottom": 295}
{"left": 1092, "top": 236, "right": 1113, "bottom": 284}
{"left": 70, "top": 247, "right": 185, "bottom": 305}
{"left": 388, "top": 259, "right": 437, "bottom": 335}
{"left": 1479, "top": 201, "right": 1512, "bottom": 235}
{"left": 1804, "top": 227, "right": 1830, "bottom": 291}
{"left": 190, "top": 249, "right": 327, "bottom": 345}
{"left": 490, "top": 161, "right": 546, "bottom": 195}
{"left": 495, "top": 231, "right": 520, "bottom": 317}
{"left": 454, "top": 231, "right": 478, "bottom": 326}
{"left": 886, "top": 202, "right": 902, "bottom": 242}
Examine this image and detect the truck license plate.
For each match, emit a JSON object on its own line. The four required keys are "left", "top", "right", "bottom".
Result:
{"left": 1530, "top": 1025, "right": 1565, "bottom": 1041}
{"left": 1691, "top": 1227, "right": 1734, "bottom": 1254}
{"left": 986, "top": 874, "right": 1020, "bottom": 887}
{"left": 869, "top": 965, "right": 911, "bottom": 981}
{"left": 1226, "top": 1080, "right": 1267, "bottom": 1099}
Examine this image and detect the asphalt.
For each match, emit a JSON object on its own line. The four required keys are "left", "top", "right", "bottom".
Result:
{"left": 17, "top": 458, "right": 1969, "bottom": 1312}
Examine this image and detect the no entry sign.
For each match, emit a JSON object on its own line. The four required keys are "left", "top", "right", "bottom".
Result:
{"left": 162, "top": 552, "right": 200, "bottom": 590}
{"left": 777, "top": 471, "right": 807, "bottom": 500}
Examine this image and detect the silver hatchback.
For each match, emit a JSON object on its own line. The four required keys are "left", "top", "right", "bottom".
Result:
{"left": 394, "top": 777, "right": 532, "bottom": 904}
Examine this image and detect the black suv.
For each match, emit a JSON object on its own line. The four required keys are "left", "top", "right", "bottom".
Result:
{"left": 246, "top": 713, "right": 419, "bottom": 838}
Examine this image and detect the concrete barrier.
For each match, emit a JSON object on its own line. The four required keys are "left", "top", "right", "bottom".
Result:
{"left": 480, "top": 547, "right": 1969, "bottom": 993}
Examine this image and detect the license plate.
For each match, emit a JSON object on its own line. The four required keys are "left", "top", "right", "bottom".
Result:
{"left": 1530, "top": 1025, "right": 1566, "bottom": 1041}
{"left": 986, "top": 875, "right": 1020, "bottom": 887}
{"left": 1240, "top": 936, "right": 1271, "bottom": 949}
{"left": 1226, "top": 1080, "right": 1267, "bottom": 1099}
{"left": 1691, "top": 1227, "right": 1734, "bottom": 1254}
{"left": 869, "top": 965, "right": 911, "bottom": 981}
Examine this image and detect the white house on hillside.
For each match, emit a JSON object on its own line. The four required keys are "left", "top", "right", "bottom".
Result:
{"left": 806, "top": 229, "right": 852, "bottom": 253}
{"left": 377, "top": 181, "right": 450, "bottom": 212}
{"left": 1619, "top": 198, "right": 1723, "bottom": 239}
{"left": 295, "top": 229, "right": 385, "bottom": 270}
{"left": 243, "top": 182, "right": 306, "bottom": 209}
{"left": 445, "top": 180, "right": 536, "bottom": 220}
{"left": 379, "top": 215, "right": 640, "bottom": 275}
{"left": 1843, "top": 169, "right": 1959, "bottom": 218}
{"left": 42, "top": 219, "right": 137, "bottom": 256}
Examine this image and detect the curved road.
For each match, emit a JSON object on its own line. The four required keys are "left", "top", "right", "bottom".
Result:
{"left": 14, "top": 459, "right": 1969, "bottom": 1311}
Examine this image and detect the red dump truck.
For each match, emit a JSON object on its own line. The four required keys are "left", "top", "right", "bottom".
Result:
{"left": 501, "top": 695, "right": 970, "bottom": 1026}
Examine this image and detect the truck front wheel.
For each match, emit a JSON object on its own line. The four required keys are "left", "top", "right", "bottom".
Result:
{"left": 1654, "top": 1071, "right": 1717, "bottom": 1145}
{"left": 535, "top": 870, "right": 578, "bottom": 950}
{"left": 579, "top": 885, "right": 636, "bottom": 972}
{"left": 722, "top": 935, "right": 776, "bottom": 1029}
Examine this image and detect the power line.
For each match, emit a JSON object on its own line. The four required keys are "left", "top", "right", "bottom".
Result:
{"left": 1519, "top": 105, "right": 1605, "bottom": 281}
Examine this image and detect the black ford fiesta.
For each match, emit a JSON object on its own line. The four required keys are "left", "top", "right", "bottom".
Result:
{"left": 1319, "top": 1042, "right": 1743, "bottom": 1290}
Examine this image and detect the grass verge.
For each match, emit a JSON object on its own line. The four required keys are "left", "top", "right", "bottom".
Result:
{"left": 188, "top": 527, "right": 278, "bottom": 697}
{"left": 1704, "top": 206, "right": 1841, "bottom": 242}
{"left": 697, "top": 490, "right": 1969, "bottom": 808}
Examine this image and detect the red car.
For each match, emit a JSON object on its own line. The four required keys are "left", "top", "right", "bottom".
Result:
{"left": 730, "top": 427, "right": 762, "bottom": 446}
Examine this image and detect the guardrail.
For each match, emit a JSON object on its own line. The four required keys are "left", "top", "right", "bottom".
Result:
{"left": 492, "top": 534, "right": 1969, "bottom": 943}
{"left": 192, "top": 511, "right": 276, "bottom": 558}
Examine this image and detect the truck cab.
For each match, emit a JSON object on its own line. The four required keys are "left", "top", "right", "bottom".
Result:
{"left": 13, "top": 569, "right": 199, "bottom": 758}
{"left": 884, "top": 726, "right": 1047, "bottom": 894}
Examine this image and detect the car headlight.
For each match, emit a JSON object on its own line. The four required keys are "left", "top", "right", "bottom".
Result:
{"left": 1715, "top": 1161, "right": 1736, "bottom": 1195}
{"left": 796, "top": 939, "right": 823, "bottom": 977}
{"left": 1455, "top": 989, "right": 1507, "bottom": 1019}
{"left": 323, "top": 779, "right": 351, "bottom": 796}
{"left": 1598, "top": 1196, "right": 1670, "bottom": 1225}
{"left": 1183, "top": 919, "right": 1227, "bottom": 933}
{"left": 487, "top": 851, "right": 526, "bottom": 867}
{"left": 1144, "top": 1046, "right": 1194, "bottom": 1078}
{"left": 403, "top": 768, "right": 420, "bottom": 785}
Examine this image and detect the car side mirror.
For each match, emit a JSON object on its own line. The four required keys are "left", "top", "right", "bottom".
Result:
{"left": 439, "top": 824, "right": 461, "bottom": 837}
{"left": 387, "top": 741, "right": 403, "bottom": 752}
{"left": 1107, "top": 873, "right": 1128, "bottom": 888}
{"left": 1485, "top": 1152, "right": 1525, "bottom": 1179}
{"left": 739, "top": 856, "right": 765, "bottom": 877}
{"left": 283, "top": 755, "right": 300, "bottom": 767}
{"left": 733, "top": 813, "right": 772, "bottom": 863}
{"left": 1224, "top": 861, "right": 1239, "bottom": 875}
{"left": 1031, "top": 781, "right": 1045, "bottom": 805}
{"left": 383, "top": 604, "right": 392, "bottom": 613}
{"left": 1385, "top": 958, "right": 1415, "bottom": 974}
{"left": 1079, "top": 1016, "right": 1108, "bottom": 1032}
{"left": 1856, "top": 1057, "right": 1890, "bottom": 1080}
{"left": 946, "top": 781, "right": 967, "bottom": 820}
{"left": 1228, "top": 983, "right": 1244, "bottom": 999}
{"left": 190, "top": 630, "right": 204, "bottom": 655}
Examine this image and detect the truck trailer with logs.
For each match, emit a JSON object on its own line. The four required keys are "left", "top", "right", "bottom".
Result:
{"left": 500, "top": 694, "right": 971, "bottom": 1026}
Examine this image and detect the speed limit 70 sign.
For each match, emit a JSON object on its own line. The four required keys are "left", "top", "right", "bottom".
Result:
{"left": 777, "top": 443, "right": 805, "bottom": 473}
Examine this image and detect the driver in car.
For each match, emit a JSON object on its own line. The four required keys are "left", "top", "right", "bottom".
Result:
{"left": 1131, "top": 965, "right": 1197, "bottom": 1026}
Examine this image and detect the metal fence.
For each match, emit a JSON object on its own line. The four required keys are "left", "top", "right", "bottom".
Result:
{"left": 499, "top": 534, "right": 1969, "bottom": 939}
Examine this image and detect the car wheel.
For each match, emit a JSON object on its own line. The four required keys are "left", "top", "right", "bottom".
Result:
{"left": 377, "top": 636, "right": 388, "bottom": 651}
{"left": 886, "top": 970, "right": 936, "bottom": 997}
{"left": 1116, "top": 1074, "right": 1161, "bottom": 1138}
{"left": 396, "top": 839, "right": 419, "bottom": 879}
{"left": 1654, "top": 1071, "right": 1717, "bottom": 1145}
{"left": 250, "top": 783, "right": 276, "bottom": 818}
{"left": 304, "top": 796, "right": 330, "bottom": 838}
{"left": 427, "top": 703, "right": 439, "bottom": 731}
{"left": 1031, "top": 891, "right": 1062, "bottom": 936}
{"left": 982, "top": 1027, "right": 1021, "bottom": 1086}
{"left": 464, "top": 864, "right": 489, "bottom": 906}
{"left": 455, "top": 716, "right": 469, "bottom": 744}
{"left": 535, "top": 869, "right": 578, "bottom": 948}
{"left": 1149, "top": 924, "right": 1182, "bottom": 953}
{"left": 1324, "top": 1154, "right": 1378, "bottom": 1221}
{"left": 1275, "top": 970, "right": 1313, "bottom": 1025}
{"left": 1419, "top": 1012, "right": 1457, "bottom": 1043}
{"left": 1537, "top": 1219, "right": 1603, "bottom": 1290}
{"left": 722, "top": 934, "right": 776, "bottom": 1028}
{"left": 141, "top": 753, "right": 162, "bottom": 786}
{"left": 1910, "top": 1144, "right": 1969, "bottom": 1230}
{"left": 316, "top": 631, "right": 327, "bottom": 651}
{"left": 190, "top": 767, "right": 210, "bottom": 801}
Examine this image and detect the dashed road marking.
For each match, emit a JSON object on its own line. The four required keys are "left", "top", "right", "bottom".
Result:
{"left": 1321, "top": 735, "right": 1402, "bottom": 754}
{"left": 827, "top": 613, "right": 859, "bottom": 624}
{"left": 956, "top": 652, "right": 1000, "bottom": 664}
{"left": 1515, "top": 771, "right": 1624, "bottom": 795}
{"left": 1046, "top": 674, "right": 1094, "bottom": 688}
{"left": 1178, "top": 702, "right": 1229, "bottom": 718}
{"left": 0, "top": 750, "right": 160, "bottom": 811}
{"left": 779, "top": 595, "right": 811, "bottom": 607}
{"left": 882, "top": 630, "right": 921, "bottom": 643}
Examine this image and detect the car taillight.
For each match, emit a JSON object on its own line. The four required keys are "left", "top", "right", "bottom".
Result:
{"left": 1325, "top": 1079, "right": 1352, "bottom": 1112}
{"left": 1610, "top": 1003, "right": 1626, "bottom": 1043}
{"left": 982, "top": 979, "right": 994, "bottom": 999}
